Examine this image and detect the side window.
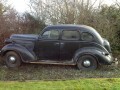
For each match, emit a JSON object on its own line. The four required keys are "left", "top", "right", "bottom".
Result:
{"left": 42, "top": 30, "right": 59, "bottom": 40}
{"left": 81, "top": 32, "right": 93, "bottom": 41}
{"left": 62, "top": 30, "right": 80, "bottom": 40}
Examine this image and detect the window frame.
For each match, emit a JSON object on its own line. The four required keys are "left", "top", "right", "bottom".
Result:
{"left": 61, "top": 30, "right": 80, "bottom": 41}
{"left": 41, "top": 29, "right": 60, "bottom": 40}
{"left": 81, "top": 32, "right": 94, "bottom": 42}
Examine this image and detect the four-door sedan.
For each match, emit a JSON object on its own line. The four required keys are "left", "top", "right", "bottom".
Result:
{"left": 0, "top": 25, "right": 117, "bottom": 70}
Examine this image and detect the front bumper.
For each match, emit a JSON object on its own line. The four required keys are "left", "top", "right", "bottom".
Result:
{"left": 98, "top": 53, "right": 118, "bottom": 65}
{"left": 112, "top": 58, "right": 118, "bottom": 66}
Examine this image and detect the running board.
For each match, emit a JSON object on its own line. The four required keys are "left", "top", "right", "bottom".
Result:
{"left": 29, "top": 60, "right": 76, "bottom": 65}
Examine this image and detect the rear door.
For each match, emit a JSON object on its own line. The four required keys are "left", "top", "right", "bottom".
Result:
{"left": 60, "top": 30, "right": 80, "bottom": 60}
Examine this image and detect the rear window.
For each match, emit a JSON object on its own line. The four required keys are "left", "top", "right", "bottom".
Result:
{"left": 81, "top": 32, "right": 93, "bottom": 41}
{"left": 62, "top": 30, "right": 80, "bottom": 40}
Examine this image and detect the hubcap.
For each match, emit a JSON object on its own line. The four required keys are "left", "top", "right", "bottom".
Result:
{"left": 9, "top": 56, "right": 16, "bottom": 63}
{"left": 83, "top": 60, "right": 91, "bottom": 67}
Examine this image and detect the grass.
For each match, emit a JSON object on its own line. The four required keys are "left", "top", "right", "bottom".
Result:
{"left": 0, "top": 78, "right": 120, "bottom": 90}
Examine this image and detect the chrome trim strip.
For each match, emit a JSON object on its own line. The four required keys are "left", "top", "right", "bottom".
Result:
{"left": 29, "top": 61, "right": 75, "bottom": 65}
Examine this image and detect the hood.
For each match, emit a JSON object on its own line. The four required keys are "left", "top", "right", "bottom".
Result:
{"left": 10, "top": 34, "right": 39, "bottom": 40}
{"left": 5, "top": 34, "right": 39, "bottom": 47}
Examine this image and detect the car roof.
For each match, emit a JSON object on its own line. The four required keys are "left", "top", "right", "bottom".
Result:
{"left": 45, "top": 24, "right": 97, "bottom": 34}
{"left": 46, "top": 24, "right": 90, "bottom": 29}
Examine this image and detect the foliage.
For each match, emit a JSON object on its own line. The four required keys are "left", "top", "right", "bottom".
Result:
{"left": 99, "top": 5, "right": 120, "bottom": 50}
{"left": 28, "top": 0, "right": 120, "bottom": 51}
{"left": 0, "top": 1, "right": 46, "bottom": 48}
{"left": 0, "top": 2, "right": 16, "bottom": 48}
{"left": 21, "top": 12, "right": 46, "bottom": 34}
{"left": 0, "top": 0, "right": 120, "bottom": 51}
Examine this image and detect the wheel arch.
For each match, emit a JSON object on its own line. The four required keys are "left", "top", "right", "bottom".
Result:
{"left": 73, "top": 48, "right": 101, "bottom": 65}
{"left": 75, "top": 53, "right": 99, "bottom": 65}
{"left": 1, "top": 43, "right": 37, "bottom": 62}
{"left": 2, "top": 50, "right": 23, "bottom": 62}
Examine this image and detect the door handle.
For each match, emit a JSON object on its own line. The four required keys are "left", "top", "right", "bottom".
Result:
{"left": 60, "top": 42, "right": 64, "bottom": 45}
{"left": 54, "top": 42, "right": 59, "bottom": 45}
{"left": 54, "top": 42, "right": 64, "bottom": 45}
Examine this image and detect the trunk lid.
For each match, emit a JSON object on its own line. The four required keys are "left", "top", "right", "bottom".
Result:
{"left": 103, "top": 38, "right": 111, "bottom": 53}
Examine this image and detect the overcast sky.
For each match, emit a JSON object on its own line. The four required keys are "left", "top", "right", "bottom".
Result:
{"left": 8, "top": 0, "right": 118, "bottom": 13}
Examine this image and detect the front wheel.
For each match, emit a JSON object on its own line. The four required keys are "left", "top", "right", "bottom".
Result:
{"left": 5, "top": 51, "right": 21, "bottom": 68}
{"left": 77, "top": 55, "right": 97, "bottom": 70}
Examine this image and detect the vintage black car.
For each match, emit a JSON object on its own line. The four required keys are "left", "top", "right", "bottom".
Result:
{"left": 0, "top": 25, "right": 117, "bottom": 70}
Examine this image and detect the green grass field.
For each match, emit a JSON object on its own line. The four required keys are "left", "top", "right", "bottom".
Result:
{"left": 0, "top": 78, "right": 120, "bottom": 90}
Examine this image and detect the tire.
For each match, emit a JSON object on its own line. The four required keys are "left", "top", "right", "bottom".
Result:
{"left": 77, "top": 55, "right": 97, "bottom": 70}
{"left": 5, "top": 51, "right": 21, "bottom": 68}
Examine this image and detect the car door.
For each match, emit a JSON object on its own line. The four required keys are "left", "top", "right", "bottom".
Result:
{"left": 37, "top": 29, "right": 60, "bottom": 60}
{"left": 60, "top": 30, "right": 80, "bottom": 60}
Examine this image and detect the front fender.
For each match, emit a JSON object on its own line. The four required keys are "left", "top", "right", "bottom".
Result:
{"left": 1, "top": 43, "right": 37, "bottom": 62}
{"left": 73, "top": 47, "right": 113, "bottom": 65}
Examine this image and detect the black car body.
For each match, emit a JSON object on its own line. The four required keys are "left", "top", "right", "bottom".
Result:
{"left": 0, "top": 25, "right": 117, "bottom": 70}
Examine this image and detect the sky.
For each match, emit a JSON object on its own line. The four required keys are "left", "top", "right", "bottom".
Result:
{"left": 8, "top": 0, "right": 117, "bottom": 13}
{"left": 8, "top": 0, "right": 29, "bottom": 12}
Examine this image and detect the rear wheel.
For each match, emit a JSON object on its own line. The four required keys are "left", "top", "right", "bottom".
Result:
{"left": 5, "top": 51, "right": 21, "bottom": 68}
{"left": 77, "top": 55, "right": 97, "bottom": 70}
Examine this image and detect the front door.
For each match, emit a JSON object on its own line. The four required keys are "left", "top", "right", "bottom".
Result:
{"left": 60, "top": 30, "right": 80, "bottom": 60}
{"left": 37, "top": 29, "right": 60, "bottom": 60}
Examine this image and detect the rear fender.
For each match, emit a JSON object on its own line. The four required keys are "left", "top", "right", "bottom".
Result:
{"left": 1, "top": 43, "right": 37, "bottom": 62}
{"left": 73, "top": 47, "right": 112, "bottom": 65}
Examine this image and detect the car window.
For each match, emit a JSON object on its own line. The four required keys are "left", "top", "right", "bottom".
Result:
{"left": 42, "top": 30, "right": 59, "bottom": 40}
{"left": 62, "top": 30, "right": 80, "bottom": 40}
{"left": 81, "top": 32, "right": 93, "bottom": 41}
